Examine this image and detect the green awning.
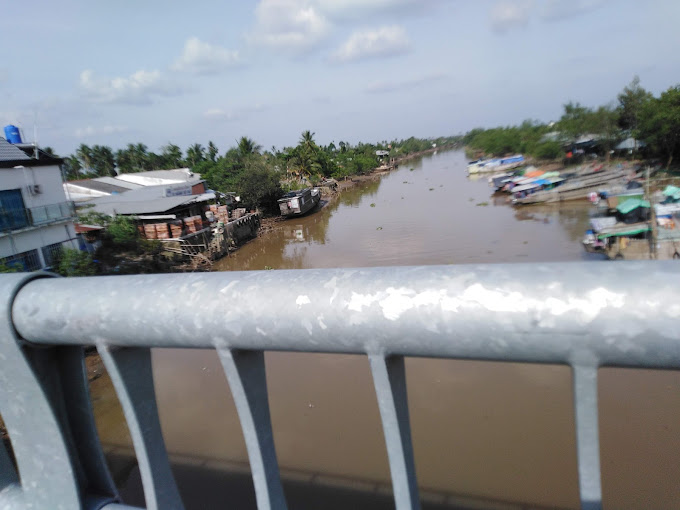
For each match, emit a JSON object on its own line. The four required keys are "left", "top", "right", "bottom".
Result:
{"left": 616, "top": 198, "right": 650, "bottom": 214}
{"left": 663, "top": 185, "right": 680, "bottom": 200}
{"left": 597, "top": 226, "right": 650, "bottom": 239}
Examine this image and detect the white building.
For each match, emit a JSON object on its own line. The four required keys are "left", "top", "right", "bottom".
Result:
{"left": 0, "top": 138, "right": 77, "bottom": 271}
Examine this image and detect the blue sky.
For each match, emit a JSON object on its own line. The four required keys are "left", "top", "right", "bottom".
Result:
{"left": 1, "top": 0, "right": 679, "bottom": 157}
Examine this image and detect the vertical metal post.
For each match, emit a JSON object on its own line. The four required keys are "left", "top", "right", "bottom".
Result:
{"left": 369, "top": 354, "right": 421, "bottom": 510}
{"left": 99, "top": 346, "right": 184, "bottom": 510}
{"left": 217, "top": 348, "right": 287, "bottom": 510}
{"left": 572, "top": 364, "right": 603, "bottom": 510}
{"left": 0, "top": 273, "right": 81, "bottom": 509}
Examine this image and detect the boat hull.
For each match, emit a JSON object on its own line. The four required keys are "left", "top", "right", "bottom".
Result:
{"left": 278, "top": 189, "right": 321, "bottom": 217}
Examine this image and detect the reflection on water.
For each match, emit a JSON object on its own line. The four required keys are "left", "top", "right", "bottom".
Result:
{"left": 94, "top": 150, "right": 680, "bottom": 509}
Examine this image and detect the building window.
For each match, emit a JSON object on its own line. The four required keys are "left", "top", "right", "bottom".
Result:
{"left": 0, "top": 249, "right": 42, "bottom": 272}
{"left": 42, "top": 242, "right": 65, "bottom": 268}
{"left": 0, "top": 189, "right": 29, "bottom": 232}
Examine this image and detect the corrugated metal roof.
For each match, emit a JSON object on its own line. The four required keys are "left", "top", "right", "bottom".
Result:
{"left": 93, "top": 176, "right": 142, "bottom": 189}
{"left": 85, "top": 190, "right": 215, "bottom": 216}
{"left": 68, "top": 179, "right": 133, "bottom": 194}
{"left": 0, "top": 137, "right": 31, "bottom": 162}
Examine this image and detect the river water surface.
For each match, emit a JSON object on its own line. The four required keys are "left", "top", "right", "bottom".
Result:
{"left": 96, "top": 150, "right": 680, "bottom": 509}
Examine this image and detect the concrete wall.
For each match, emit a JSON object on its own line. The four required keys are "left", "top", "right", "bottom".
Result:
{"left": 0, "top": 164, "right": 77, "bottom": 267}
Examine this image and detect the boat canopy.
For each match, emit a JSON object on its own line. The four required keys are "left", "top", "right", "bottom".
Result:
{"left": 616, "top": 198, "right": 650, "bottom": 214}
{"left": 597, "top": 224, "right": 650, "bottom": 239}
{"left": 532, "top": 179, "right": 551, "bottom": 185}
{"left": 663, "top": 185, "right": 680, "bottom": 200}
{"left": 512, "top": 183, "right": 541, "bottom": 193}
{"left": 590, "top": 216, "right": 617, "bottom": 232}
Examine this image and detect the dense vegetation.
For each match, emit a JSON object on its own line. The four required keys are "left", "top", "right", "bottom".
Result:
{"left": 464, "top": 77, "right": 680, "bottom": 168}
{"left": 62, "top": 132, "right": 460, "bottom": 214}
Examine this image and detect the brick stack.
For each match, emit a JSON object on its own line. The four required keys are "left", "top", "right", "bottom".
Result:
{"left": 144, "top": 224, "right": 157, "bottom": 239}
{"left": 170, "top": 221, "right": 183, "bottom": 238}
{"left": 155, "top": 223, "right": 170, "bottom": 240}
{"left": 217, "top": 205, "right": 229, "bottom": 224}
{"left": 184, "top": 216, "right": 199, "bottom": 234}
{"left": 193, "top": 216, "right": 204, "bottom": 231}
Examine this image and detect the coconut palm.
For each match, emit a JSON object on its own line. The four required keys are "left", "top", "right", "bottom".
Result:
{"left": 236, "top": 137, "right": 262, "bottom": 159}
{"left": 186, "top": 143, "right": 205, "bottom": 167}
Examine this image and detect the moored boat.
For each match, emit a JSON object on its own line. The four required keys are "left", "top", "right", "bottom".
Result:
{"left": 467, "top": 154, "right": 525, "bottom": 174}
{"left": 278, "top": 188, "right": 321, "bottom": 218}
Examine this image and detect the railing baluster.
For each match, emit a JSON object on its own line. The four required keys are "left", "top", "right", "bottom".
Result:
{"left": 572, "top": 363, "right": 602, "bottom": 510}
{"left": 217, "top": 348, "right": 287, "bottom": 510}
{"left": 369, "top": 354, "right": 421, "bottom": 510}
{"left": 0, "top": 273, "right": 80, "bottom": 509}
{"left": 99, "top": 346, "right": 185, "bottom": 510}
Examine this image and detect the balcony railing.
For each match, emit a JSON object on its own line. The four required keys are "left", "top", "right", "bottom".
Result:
{"left": 1, "top": 262, "right": 679, "bottom": 509}
{"left": 28, "top": 201, "right": 75, "bottom": 226}
{"left": 0, "top": 201, "right": 75, "bottom": 233}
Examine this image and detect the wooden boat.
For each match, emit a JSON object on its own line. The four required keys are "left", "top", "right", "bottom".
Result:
{"left": 278, "top": 188, "right": 321, "bottom": 217}
{"left": 512, "top": 169, "right": 627, "bottom": 204}
{"left": 467, "top": 155, "right": 524, "bottom": 174}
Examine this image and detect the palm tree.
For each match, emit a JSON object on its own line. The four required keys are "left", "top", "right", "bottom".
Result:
{"left": 91, "top": 145, "right": 116, "bottom": 177}
{"left": 237, "top": 137, "right": 262, "bottom": 159}
{"left": 161, "top": 143, "right": 184, "bottom": 168}
{"left": 186, "top": 143, "right": 205, "bottom": 168}
{"left": 76, "top": 144, "right": 93, "bottom": 174}
{"left": 289, "top": 146, "right": 321, "bottom": 182}
{"left": 300, "top": 130, "right": 316, "bottom": 152}
{"left": 207, "top": 141, "right": 219, "bottom": 162}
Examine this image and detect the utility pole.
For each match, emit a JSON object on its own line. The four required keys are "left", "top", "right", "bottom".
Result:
{"left": 646, "top": 166, "right": 658, "bottom": 259}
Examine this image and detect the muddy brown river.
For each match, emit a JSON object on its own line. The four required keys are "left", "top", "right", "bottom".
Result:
{"left": 94, "top": 150, "right": 680, "bottom": 509}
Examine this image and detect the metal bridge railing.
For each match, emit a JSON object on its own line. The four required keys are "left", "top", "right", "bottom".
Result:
{"left": 1, "top": 262, "right": 680, "bottom": 510}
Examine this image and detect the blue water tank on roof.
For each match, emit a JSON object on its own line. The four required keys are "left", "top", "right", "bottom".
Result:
{"left": 4, "top": 125, "right": 22, "bottom": 144}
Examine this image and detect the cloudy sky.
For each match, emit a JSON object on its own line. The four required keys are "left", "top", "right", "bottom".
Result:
{"left": 1, "top": 0, "right": 678, "bottom": 156}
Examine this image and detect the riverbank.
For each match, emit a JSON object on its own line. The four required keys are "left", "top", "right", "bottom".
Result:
{"left": 255, "top": 146, "right": 457, "bottom": 242}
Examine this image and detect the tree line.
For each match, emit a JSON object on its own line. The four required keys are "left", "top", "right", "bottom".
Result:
{"left": 464, "top": 76, "right": 680, "bottom": 168}
{"left": 61, "top": 132, "right": 460, "bottom": 213}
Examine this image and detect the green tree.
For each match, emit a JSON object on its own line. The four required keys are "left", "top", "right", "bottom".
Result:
{"left": 592, "top": 105, "right": 622, "bottom": 161}
{"left": 107, "top": 216, "right": 139, "bottom": 245}
{"left": 186, "top": 143, "right": 205, "bottom": 167}
{"left": 638, "top": 86, "right": 680, "bottom": 168}
{"left": 76, "top": 144, "right": 94, "bottom": 174}
{"left": 91, "top": 145, "right": 116, "bottom": 177}
{"left": 559, "top": 102, "right": 594, "bottom": 140}
{"left": 236, "top": 137, "right": 262, "bottom": 159}
{"left": 62, "top": 155, "right": 83, "bottom": 180}
{"left": 54, "top": 248, "right": 97, "bottom": 277}
{"left": 161, "top": 143, "right": 184, "bottom": 168}
{"left": 207, "top": 141, "right": 219, "bottom": 162}
{"left": 617, "top": 75, "right": 652, "bottom": 133}
{"left": 237, "top": 159, "right": 283, "bottom": 214}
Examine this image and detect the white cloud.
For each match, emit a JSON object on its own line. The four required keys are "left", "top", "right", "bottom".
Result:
{"left": 250, "top": 0, "right": 329, "bottom": 52}
{"left": 171, "top": 37, "right": 241, "bottom": 74}
{"left": 490, "top": 0, "right": 533, "bottom": 33}
{"left": 332, "top": 25, "right": 410, "bottom": 63}
{"left": 316, "top": 0, "right": 434, "bottom": 18}
{"left": 74, "top": 125, "right": 128, "bottom": 138}
{"left": 79, "top": 69, "right": 185, "bottom": 105}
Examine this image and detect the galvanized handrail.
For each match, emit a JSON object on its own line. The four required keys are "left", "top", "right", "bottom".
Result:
{"left": 2, "top": 261, "right": 680, "bottom": 509}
